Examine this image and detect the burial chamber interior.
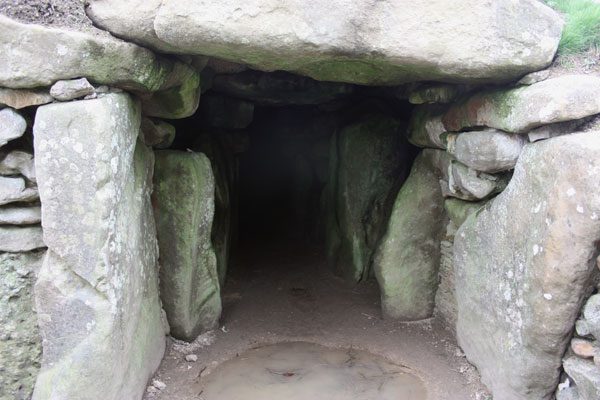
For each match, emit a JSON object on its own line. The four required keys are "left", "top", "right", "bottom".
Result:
{"left": 167, "top": 71, "right": 418, "bottom": 288}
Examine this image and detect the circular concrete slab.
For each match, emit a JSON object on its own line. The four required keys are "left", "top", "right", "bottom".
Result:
{"left": 200, "top": 342, "right": 427, "bottom": 400}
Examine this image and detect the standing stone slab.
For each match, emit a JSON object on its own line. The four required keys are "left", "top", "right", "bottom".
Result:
{"left": 373, "top": 149, "right": 449, "bottom": 320}
{"left": 0, "top": 250, "right": 45, "bottom": 400}
{"left": 153, "top": 150, "right": 222, "bottom": 341}
{"left": 32, "top": 94, "right": 166, "bottom": 400}
{"left": 194, "top": 134, "right": 237, "bottom": 287}
{"left": 329, "top": 115, "right": 408, "bottom": 282}
{"left": 454, "top": 131, "right": 600, "bottom": 400}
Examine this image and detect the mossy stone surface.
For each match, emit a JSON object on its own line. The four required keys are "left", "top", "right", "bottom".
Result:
{"left": 328, "top": 115, "right": 409, "bottom": 282}
{"left": 0, "top": 250, "right": 44, "bottom": 400}
{"left": 373, "top": 151, "right": 447, "bottom": 320}
{"left": 153, "top": 150, "right": 221, "bottom": 341}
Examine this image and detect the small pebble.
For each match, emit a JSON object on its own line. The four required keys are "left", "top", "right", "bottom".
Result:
{"left": 185, "top": 354, "right": 198, "bottom": 362}
{"left": 571, "top": 338, "right": 597, "bottom": 358}
{"left": 152, "top": 379, "right": 167, "bottom": 390}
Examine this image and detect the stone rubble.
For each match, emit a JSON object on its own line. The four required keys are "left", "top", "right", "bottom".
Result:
{"left": 49, "top": 77, "right": 95, "bottom": 101}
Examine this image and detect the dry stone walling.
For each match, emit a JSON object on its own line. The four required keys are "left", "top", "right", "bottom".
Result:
{"left": 2, "top": 1, "right": 600, "bottom": 400}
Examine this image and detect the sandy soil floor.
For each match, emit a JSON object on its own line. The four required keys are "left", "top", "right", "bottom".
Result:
{"left": 144, "top": 241, "right": 489, "bottom": 400}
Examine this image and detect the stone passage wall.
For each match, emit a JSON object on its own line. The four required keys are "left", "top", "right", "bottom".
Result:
{"left": 393, "top": 74, "right": 600, "bottom": 400}
{"left": 0, "top": 97, "right": 46, "bottom": 399}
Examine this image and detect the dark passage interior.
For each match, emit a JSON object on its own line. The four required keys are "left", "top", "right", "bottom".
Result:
{"left": 169, "top": 68, "right": 418, "bottom": 284}
{"left": 143, "top": 69, "right": 488, "bottom": 400}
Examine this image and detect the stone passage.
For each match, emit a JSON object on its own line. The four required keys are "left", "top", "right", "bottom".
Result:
{"left": 2, "top": 1, "right": 600, "bottom": 400}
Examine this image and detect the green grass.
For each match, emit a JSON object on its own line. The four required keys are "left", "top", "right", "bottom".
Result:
{"left": 545, "top": 0, "right": 600, "bottom": 54}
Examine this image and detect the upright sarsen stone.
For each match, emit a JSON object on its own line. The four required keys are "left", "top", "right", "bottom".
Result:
{"left": 153, "top": 150, "right": 222, "bottom": 341}
{"left": 328, "top": 115, "right": 408, "bottom": 282}
{"left": 32, "top": 93, "right": 167, "bottom": 400}
{"left": 454, "top": 132, "right": 600, "bottom": 400}
{"left": 373, "top": 150, "right": 449, "bottom": 320}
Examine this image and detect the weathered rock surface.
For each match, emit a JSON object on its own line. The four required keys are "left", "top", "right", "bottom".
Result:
{"left": 447, "top": 130, "right": 526, "bottom": 173}
{"left": 528, "top": 119, "right": 588, "bottom": 143}
{"left": 32, "top": 93, "right": 166, "bottom": 400}
{"left": 556, "top": 386, "right": 581, "bottom": 400}
{"left": 153, "top": 150, "right": 222, "bottom": 341}
{"left": 194, "top": 134, "right": 237, "bottom": 287}
{"left": 444, "top": 198, "right": 487, "bottom": 228}
{"left": 0, "top": 88, "right": 53, "bottom": 109}
{"left": 408, "top": 84, "right": 471, "bottom": 105}
{"left": 328, "top": 115, "right": 408, "bottom": 282}
{"left": 0, "top": 107, "right": 26, "bottom": 147}
{"left": 517, "top": 69, "right": 551, "bottom": 86}
{"left": 374, "top": 149, "right": 449, "bottom": 320}
{"left": 140, "top": 68, "right": 201, "bottom": 118}
{"left": 577, "top": 294, "right": 600, "bottom": 339}
{"left": 435, "top": 228, "right": 458, "bottom": 329}
{"left": 407, "top": 105, "right": 447, "bottom": 149}
{"left": 454, "top": 131, "right": 600, "bottom": 400}
{"left": 0, "top": 205, "right": 41, "bottom": 225}
{"left": 0, "top": 225, "right": 45, "bottom": 252}
{"left": 0, "top": 176, "right": 38, "bottom": 205}
{"left": 211, "top": 70, "right": 354, "bottom": 105}
{"left": 0, "top": 250, "right": 45, "bottom": 400}
{"left": 0, "top": 15, "right": 193, "bottom": 93}
{"left": 199, "top": 95, "right": 254, "bottom": 129}
{"left": 141, "top": 117, "right": 176, "bottom": 149}
{"left": 206, "top": 58, "right": 248, "bottom": 74}
{"left": 571, "top": 338, "right": 599, "bottom": 359}
{"left": 86, "top": 0, "right": 562, "bottom": 85}
{"left": 447, "top": 161, "right": 507, "bottom": 201}
{"left": 443, "top": 75, "right": 600, "bottom": 133}
{"left": 0, "top": 150, "right": 36, "bottom": 182}
{"left": 563, "top": 357, "right": 600, "bottom": 400}
{"left": 50, "top": 78, "right": 95, "bottom": 101}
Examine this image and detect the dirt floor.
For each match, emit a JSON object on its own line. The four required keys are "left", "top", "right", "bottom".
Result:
{"left": 144, "top": 240, "right": 490, "bottom": 400}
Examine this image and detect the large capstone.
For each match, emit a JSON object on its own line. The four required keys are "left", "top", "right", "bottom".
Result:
{"left": 0, "top": 250, "right": 45, "bottom": 400}
{"left": 153, "top": 150, "right": 222, "bottom": 341}
{"left": 327, "top": 114, "right": 408, "bottom": 282}
{"left": 32, "top": 93, "right": 167, "bottom": 400}
{"left": 374, "top": 149, "right": 449, "bottom": 320}
{"left": 454, "top": 131, "right": 600, "bottom": 400}
{"left": 87, "top": 0, "right": 562, "bottom": 85}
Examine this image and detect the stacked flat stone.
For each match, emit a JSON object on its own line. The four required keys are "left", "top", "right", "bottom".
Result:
{"left": 0, "top": 107, "right": 44, "bottom": 252}
{"left": 557, "top": 284, "right": 600, "bottom": 400}
{"left": 0, "top": 102, "right": 46, "bottom": 399}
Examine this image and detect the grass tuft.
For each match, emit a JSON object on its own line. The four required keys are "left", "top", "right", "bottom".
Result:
{"left": 545, "top": 0, "right": 600, "bottom": 55}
